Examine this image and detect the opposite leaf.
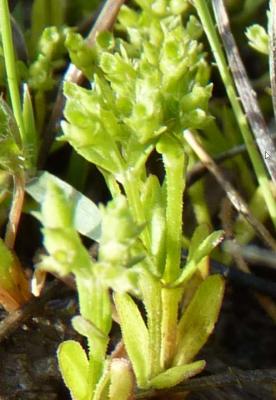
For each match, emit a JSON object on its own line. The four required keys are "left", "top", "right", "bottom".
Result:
{"left": 173, "top": 275, "right": 225, "bottom": 366}
{"left": 114, "top": 292, "right": 149, "bottom": 388}
{"left": 58, "top": 340, "right": 89, "bottom": 400}
{"left": 148, "top": 360, "right": 205, "bottom": 389}
{"left": 175, "top": 228, "right": 224, "bottom": 285}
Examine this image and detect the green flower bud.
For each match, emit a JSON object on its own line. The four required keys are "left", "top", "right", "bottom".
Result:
{"left": 170, "top": 0, "right": 189, "bottom": 14}
{"left": 65, "top": 31, "right": 98, "bottom": 78}
{"left": 186, "top": 16, "right": 203, "bottom": 40}
{"left": 99, "top": 196, "right": 144, "bottom": 267}
{"left": 245, "top": 24, "right": 268, "bottom": 55}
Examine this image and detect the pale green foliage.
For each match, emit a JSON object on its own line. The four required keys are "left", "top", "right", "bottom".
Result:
{"left": 28, "top": 25, "right": 71, "bottom": 90}
{"left": 245, "top": 24, "right": 269, "bottom": 55}
{"left": 37, "top": 0, "right": 226, "bottom": 398}
{"left": 114, "top": 292, "right": 150, "bottom": 387}
{"left": 95, "top": 195, "right": 147, "bottom": 294}
{"left": 148, "top": 360, "right": 205, "bottom": 389}
{"left": 37, "top": 181, "right": 112, "bottom": 399}
{"left": 62, "top": 7, "right": 213, "bottom": 181}
{"left": 173, "top": 275, "right": 225, "bottom": 366}
{"left": 58, "top": 340, "right": 90, "bottom": 400}
{"left": 65, "top": 31, "right": 98, "bottom": 79}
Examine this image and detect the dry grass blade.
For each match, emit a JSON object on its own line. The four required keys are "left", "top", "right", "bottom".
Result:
{"left": 38, "top": 0, "right": 125, "bottom": 167}
{"left": 187, "top": 133, "right": 276, "bottom": 186}
{"left": 269, "top": 0, "right": 276, "bottom": 120}
{"left": 183, "top": 130, "right": 276, "bottom": 251}
{"left": 212, "top": 0, "right": 276, "bottom": 182}
{"left": 225, "top": 241, "right": 276, "bottom": 270}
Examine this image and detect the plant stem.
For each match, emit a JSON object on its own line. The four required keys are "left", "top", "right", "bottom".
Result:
{"left": 140, "top": 273, "right": 162, "bottom": 377}
{"left": 160, "top": 287, "right": 183, "bottom": 369}
{"left": 0, "top": 0, "right": 26, "bottom": 144}
{"left": 158, "top": 137, "right": 186, "bottom": 283}
{"left": 193, "top": 0, "right": 276, "bottom": 228}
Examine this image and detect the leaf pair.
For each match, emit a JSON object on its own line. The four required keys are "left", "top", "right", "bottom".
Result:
{"left": 58, "top": 341, "right": 134, "bottom": 400}
{"left": 114, "top": 274, "right": 224, "bottom": 390}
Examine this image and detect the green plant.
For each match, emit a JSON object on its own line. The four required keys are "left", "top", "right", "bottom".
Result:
{"left": 4, "top": 0, "right": 275, "bottom": 398}
{"left": 32, "top": 1, "right": 226, "bottom": 398}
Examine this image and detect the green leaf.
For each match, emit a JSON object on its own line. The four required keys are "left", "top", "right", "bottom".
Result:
{"left": 58, "top": 340, "right": 89, "bottom": 400}
{"left": 114, "top": 292, "right": 149, "bottom": 388}
{"left": 157, "top": 135, "right": 186, "bottom": 283}
{"left": 72, "top": 315, "right": 108, "bottom": 342}
{"left": 26, "top": 171, "right": 102, "bottom": 241}
{"left": 65, "top": 31, "right": 97, "bottom": 79}
{"left": 140, "top": 175, "right": 166, "bottom": 276}
{"left": 139, "top": 271, "right": 162, "bottom": 376}
{"left": 148, "top": 360, "right": 205, "bottom": 389}
{"left": 22, "top": 83, "right": 38, "bottom": 170}
{"left": 186, "top": 224, "right": 210, "bottom": 264}
{"left": 93, "top": 361, "right": 111, "bottom": 400}
{"left": 175, "top": 228, "right": 224, "bottom": 285}
{"left": 173, "top": 275, "right": 225, "bottom": 366}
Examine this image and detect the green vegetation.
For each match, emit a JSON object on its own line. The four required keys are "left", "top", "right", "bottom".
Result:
{"left": 0, "top": 0, "right": 275, "bottom": 399}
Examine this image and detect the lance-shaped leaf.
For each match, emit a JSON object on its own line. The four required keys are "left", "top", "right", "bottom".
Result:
{"left": 173, "top": 275, "right": 225, "bottom": 366}
{"left": 174, "top": 227, "right": 224, "bottom": 285}
{"left": 148, "top": 360, "right": 205, "bottom": 389}
{"left": 140, "top": 175, "right": 166, "bottom": 276}
{"left": 114, "top": 292, "right": 150, "bottom": 388}
{"left": 22, "top": 84, "right": 38, "bottom": 170}
{"left": 58, "top": 340, "right": 89, "bottom": 400}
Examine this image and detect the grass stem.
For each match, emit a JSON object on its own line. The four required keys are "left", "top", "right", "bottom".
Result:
{"left": 0, "top": 0, "right": 26, "bottom": 145}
